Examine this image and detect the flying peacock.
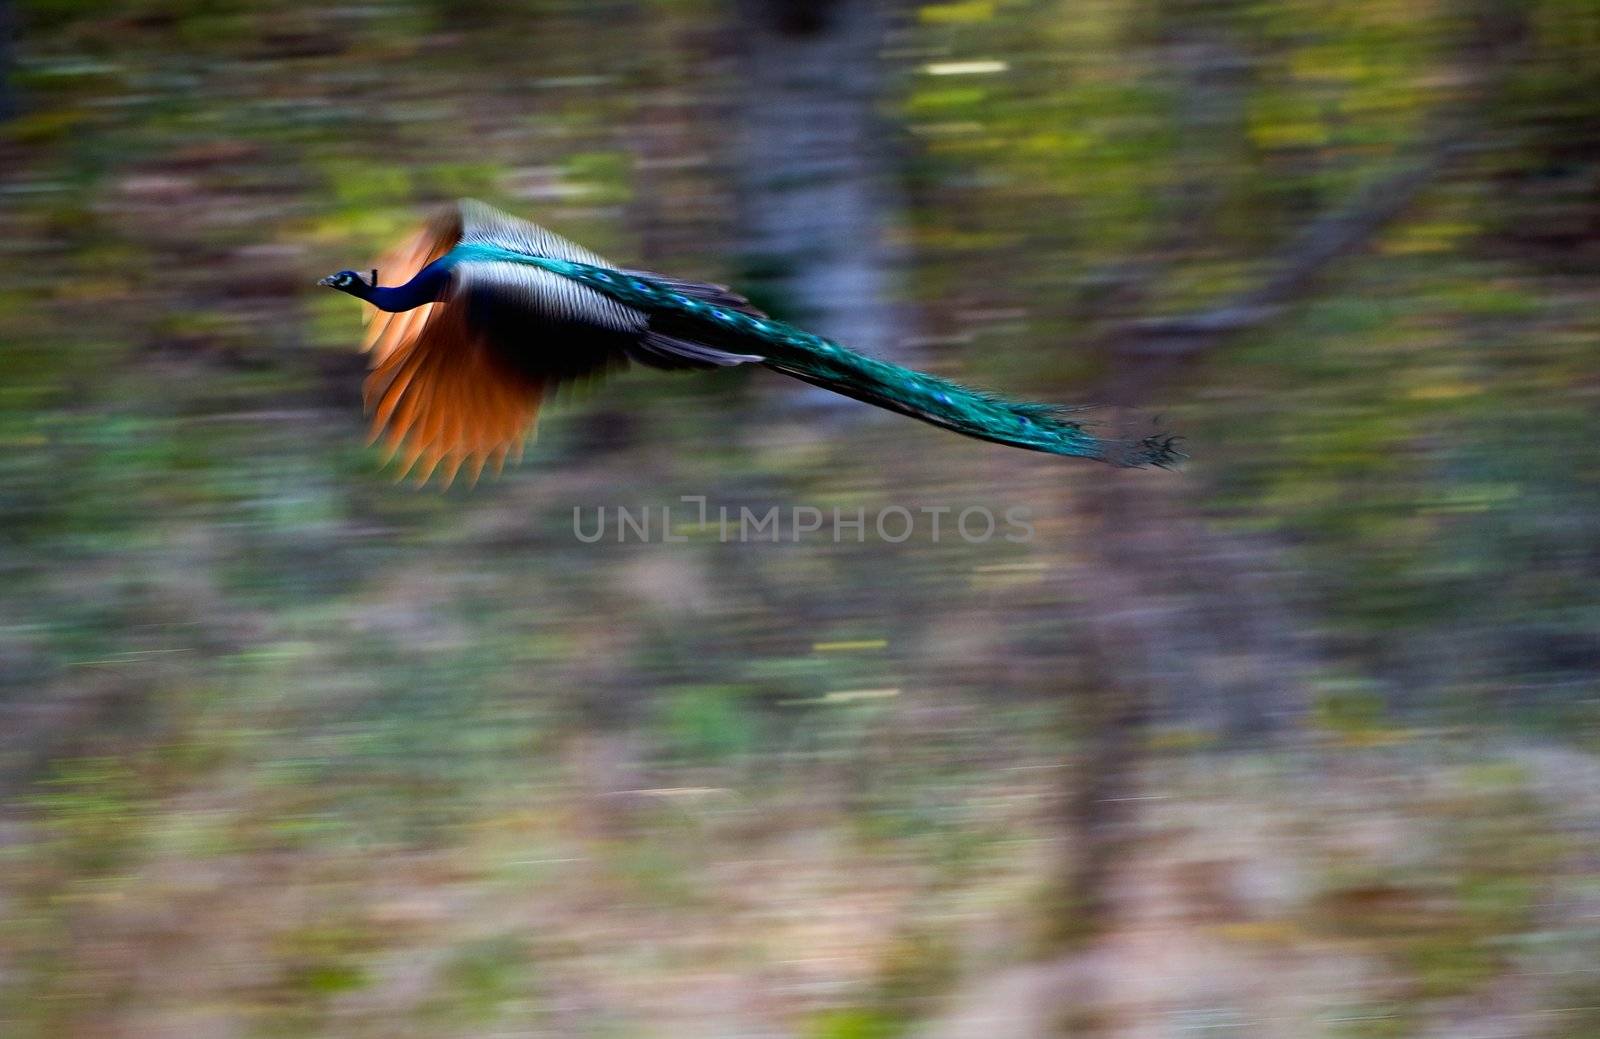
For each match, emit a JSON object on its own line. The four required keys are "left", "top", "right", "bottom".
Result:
{"left": 320, "top": 199, "right": 1182, "bottom": 486}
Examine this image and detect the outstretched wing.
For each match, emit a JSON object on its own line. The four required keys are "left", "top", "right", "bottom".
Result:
{"left": 364, "top": 296, "right": 550, "bottom": 487}
{"left": 359, "top": 200, "right": 761, "bottom": 486}
{"left": 359, "top": 204, "right": 552, "bottom": 487}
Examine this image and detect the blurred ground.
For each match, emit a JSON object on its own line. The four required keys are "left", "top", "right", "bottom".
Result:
{"left": 1, "top": 1, "right": 1598, "bottom": 1036}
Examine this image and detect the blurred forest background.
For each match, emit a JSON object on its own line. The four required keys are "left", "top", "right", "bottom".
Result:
{"left": 2, "top": 0, "right": 1598, "bottom": 1036}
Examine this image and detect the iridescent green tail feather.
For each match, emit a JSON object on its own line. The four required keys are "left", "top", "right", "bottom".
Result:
{"left": 505, "top": 253, "right": 1184, "bottom": 468}
{"left": 756, "top": 337, "right": 1181, "bottom": 468}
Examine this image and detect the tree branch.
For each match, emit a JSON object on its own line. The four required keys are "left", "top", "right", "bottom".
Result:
{"left": 1103, "top": 1, "right": 1528, "bottom": 377}
{"left": 1120, "top": 125, "right": 1468, "bottom": 359}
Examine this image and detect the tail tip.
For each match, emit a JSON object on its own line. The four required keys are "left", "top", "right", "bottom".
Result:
{"left": 1123, "top": 430, "right": 1187, "bottom": 469}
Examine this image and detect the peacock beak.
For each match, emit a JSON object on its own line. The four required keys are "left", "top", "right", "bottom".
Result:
{"left": 317, "top": 275, "right": 336, "bottom": 287}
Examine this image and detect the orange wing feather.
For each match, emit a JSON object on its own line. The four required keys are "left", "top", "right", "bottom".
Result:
{"left": 358, "top": 207, "right": 546, "bottom": 488}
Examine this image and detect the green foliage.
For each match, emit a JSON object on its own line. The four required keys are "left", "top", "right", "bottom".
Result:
{"left": 1313, "top": 680, "right": 1397, "bottom": 745}
{"left": 655, "top": 684, "right": 761, "bottom": 763}
{"left": 804, "top": 1007, "right": 902, "bottom": 1039}
{"left": 424, "top": 936, "right": 538, "bottom": 1025}
{"left": 26, "top": 756, "right": 147, "bottom": 875}
{"left": 563, "top": 150, "right": 634, "bottom": 205}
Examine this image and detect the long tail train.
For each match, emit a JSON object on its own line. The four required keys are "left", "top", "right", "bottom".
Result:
{"left": 515, "top": 256, "right": 1184, "bottom": 469}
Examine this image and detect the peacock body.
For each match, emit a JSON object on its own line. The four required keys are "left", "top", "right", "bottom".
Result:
{"left": 320, "top": 200, "right": 1181, "bottom": 486}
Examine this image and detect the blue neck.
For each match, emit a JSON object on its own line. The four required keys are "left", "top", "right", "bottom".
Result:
{"left": 365, "top": 257, "right": 456, "bottom": 312}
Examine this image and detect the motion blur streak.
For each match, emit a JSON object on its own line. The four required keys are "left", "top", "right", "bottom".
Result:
{"left": 0, "top": 1, "right": 1596, "bottom": 1036}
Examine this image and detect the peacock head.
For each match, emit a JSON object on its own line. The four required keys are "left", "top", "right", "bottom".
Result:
{"left": 318, "top": 269, "right": 373, "bottom": 298}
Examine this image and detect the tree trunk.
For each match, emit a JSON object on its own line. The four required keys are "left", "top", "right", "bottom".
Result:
{"left": 730, "top": 0, "right": 908, "bottom": 374}
{"left": 1052, "top": 0, "right": 1524, "bottom": 978}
